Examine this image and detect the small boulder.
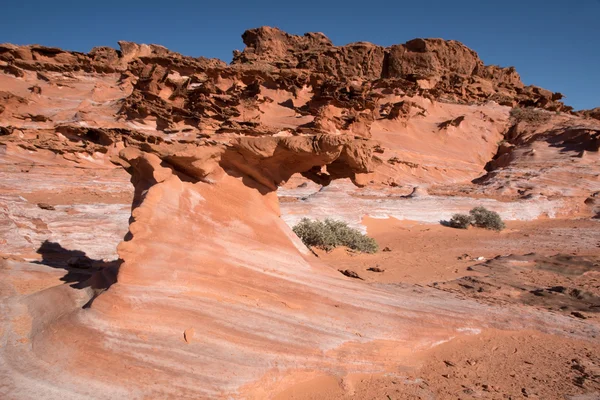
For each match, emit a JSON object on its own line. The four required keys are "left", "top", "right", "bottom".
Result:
{"left": 338, "top": 269, "right": 363, "bottom": 280}
{"left": 37, "top": 202, "right": 55, "bottom": 210}
{"left": 571, "top": 312, "right": 587, "bottom": 320}
{"left": 184, "top": 328, "right": 195, "bottom": 343}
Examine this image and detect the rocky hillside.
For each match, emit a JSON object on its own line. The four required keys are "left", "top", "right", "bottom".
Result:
{"left": 2, "top": 26, "right": 597, "bottom": 194}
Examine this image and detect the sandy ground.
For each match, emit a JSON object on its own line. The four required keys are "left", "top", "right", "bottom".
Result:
{"left": 274, "top": 329, "right": 600, "bottom": 400}
{"left": 275, "top": 217, "right": 600, "bottom": 399}
{"left": 316, "top": 217, "right": 600, "bottom": 285}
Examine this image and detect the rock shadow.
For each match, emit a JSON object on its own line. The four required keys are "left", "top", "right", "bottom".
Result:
{"left": 545, "top": 127, "right": 600, "bottom": 153}
{"left": 35, "top": 240, "right": 120, "bottom": 307}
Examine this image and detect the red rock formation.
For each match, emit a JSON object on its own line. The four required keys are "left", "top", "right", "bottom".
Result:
{"left": 1, "top": 27, "right": 599, "bottom": 399}
{"left": 577, "top": 107, "right": 600, "bottom": 121}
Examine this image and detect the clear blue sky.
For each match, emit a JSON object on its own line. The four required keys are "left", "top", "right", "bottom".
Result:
{"left": 2, "top": 0, "right": 598, "bottom": 110}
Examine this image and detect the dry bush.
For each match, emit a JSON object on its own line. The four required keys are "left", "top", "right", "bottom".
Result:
{"left": 446, "top": 207, "right": 505, "bottom": 231}
{"left": 469, "top": 207, "right": 506, "bottom": 231}
{"left": 292, "top": 218, "right": 378, "bottom": 253}
{"left": 449, "top": 213, "right": 473, "bottom": 229}
{"left": 510, "top": 107, "right": 551, "bottom": 124}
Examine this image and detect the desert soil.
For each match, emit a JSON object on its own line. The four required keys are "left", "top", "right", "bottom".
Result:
{"left": 273, "top": 217, "right": 600, "bottom": 399}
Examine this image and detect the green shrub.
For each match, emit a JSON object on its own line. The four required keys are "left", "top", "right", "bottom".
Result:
{"left": 446, "top": 207, "right": 506, "bottom": 231}
{"left": 292, "top": 218, "right": 337, "bottom": 251}
{"left": 469, "top": 207, "right": 505, "bottom": 231}
{"left": 292, "top": 218, "right": 378, "bottom": 253}
{"left": 449, "top": 213, "right": 473, "bottom": 229}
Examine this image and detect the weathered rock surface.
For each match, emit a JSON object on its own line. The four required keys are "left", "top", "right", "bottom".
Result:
{"left": 433, "top": 253, "right": 600, "bottom": 322}
{"left": 1, "top": 27, "right": 599, "bottom": 399}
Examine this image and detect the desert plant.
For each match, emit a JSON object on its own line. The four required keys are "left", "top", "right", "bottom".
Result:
{"left": 509, "top": 107, "right": 551, "bottom": 124}
{"left": 448, "top": 213, "right": 473, "bottom": 229}
{"left": 292, "top": 218, "right": 337, "bottom": 250}
{"left": 292, "top": 218, "right": 378, "bottom": 253}
{"left": 469, "top": 207, "right": 505, "bottom": 231}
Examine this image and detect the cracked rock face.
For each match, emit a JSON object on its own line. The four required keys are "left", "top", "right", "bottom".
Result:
{"left": 1, "top": 27, "right": 599, "bottom": 399}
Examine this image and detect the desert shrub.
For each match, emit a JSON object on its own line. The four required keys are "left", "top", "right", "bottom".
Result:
{"left": 469, "top": 207, "right": 505, "bottom": 231}
{"left": 325, "top": 219, "right": 379, "bottom": 253}
{"left": 509, "top": 107, "right": 551, "bottom": 124}
{"left": 449, "top": 213, "right": 473, "bottom": 229}
{"left": 292, "top": 218, "right": 337, "bottom": 250}
{"left": 292, "top": 218, "right": 378, "bottom": 253}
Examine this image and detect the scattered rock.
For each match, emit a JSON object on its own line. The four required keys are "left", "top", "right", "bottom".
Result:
{"left": 571, "top": 311, "right": 587, "bottom": 319}
{"left": 530, "top": 289, "right": 545, "bottom": 297}
{"left": 382, "top": 246, "right": 392, "bottom": 252}
{"left": 184, "top": 328, "right": 195, "bottom": 343}
{"left": 37, "top": 203, "right": 55, "bottom": 211}
{"left": 28, "top": 85, "right": 42, "bottom": 95}
{"left": 548, "top": 286, "right": 566, "bottom": 293}
{"left": 367, "top": 267, "right": 385, "bottom": 272}
{"left": 338, "top": 269, "right": 363, "bottom": 280}
{"left": 443, "top": 360, "right": 455, "bottom": 367}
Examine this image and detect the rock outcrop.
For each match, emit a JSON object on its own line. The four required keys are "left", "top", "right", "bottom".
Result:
{"left": 577, "top": 107, "right": 600, "bottom": 121}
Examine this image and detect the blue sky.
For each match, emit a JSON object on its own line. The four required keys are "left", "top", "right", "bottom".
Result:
{"left": 1, "top": 0, "right": 598, "bottom": 109}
